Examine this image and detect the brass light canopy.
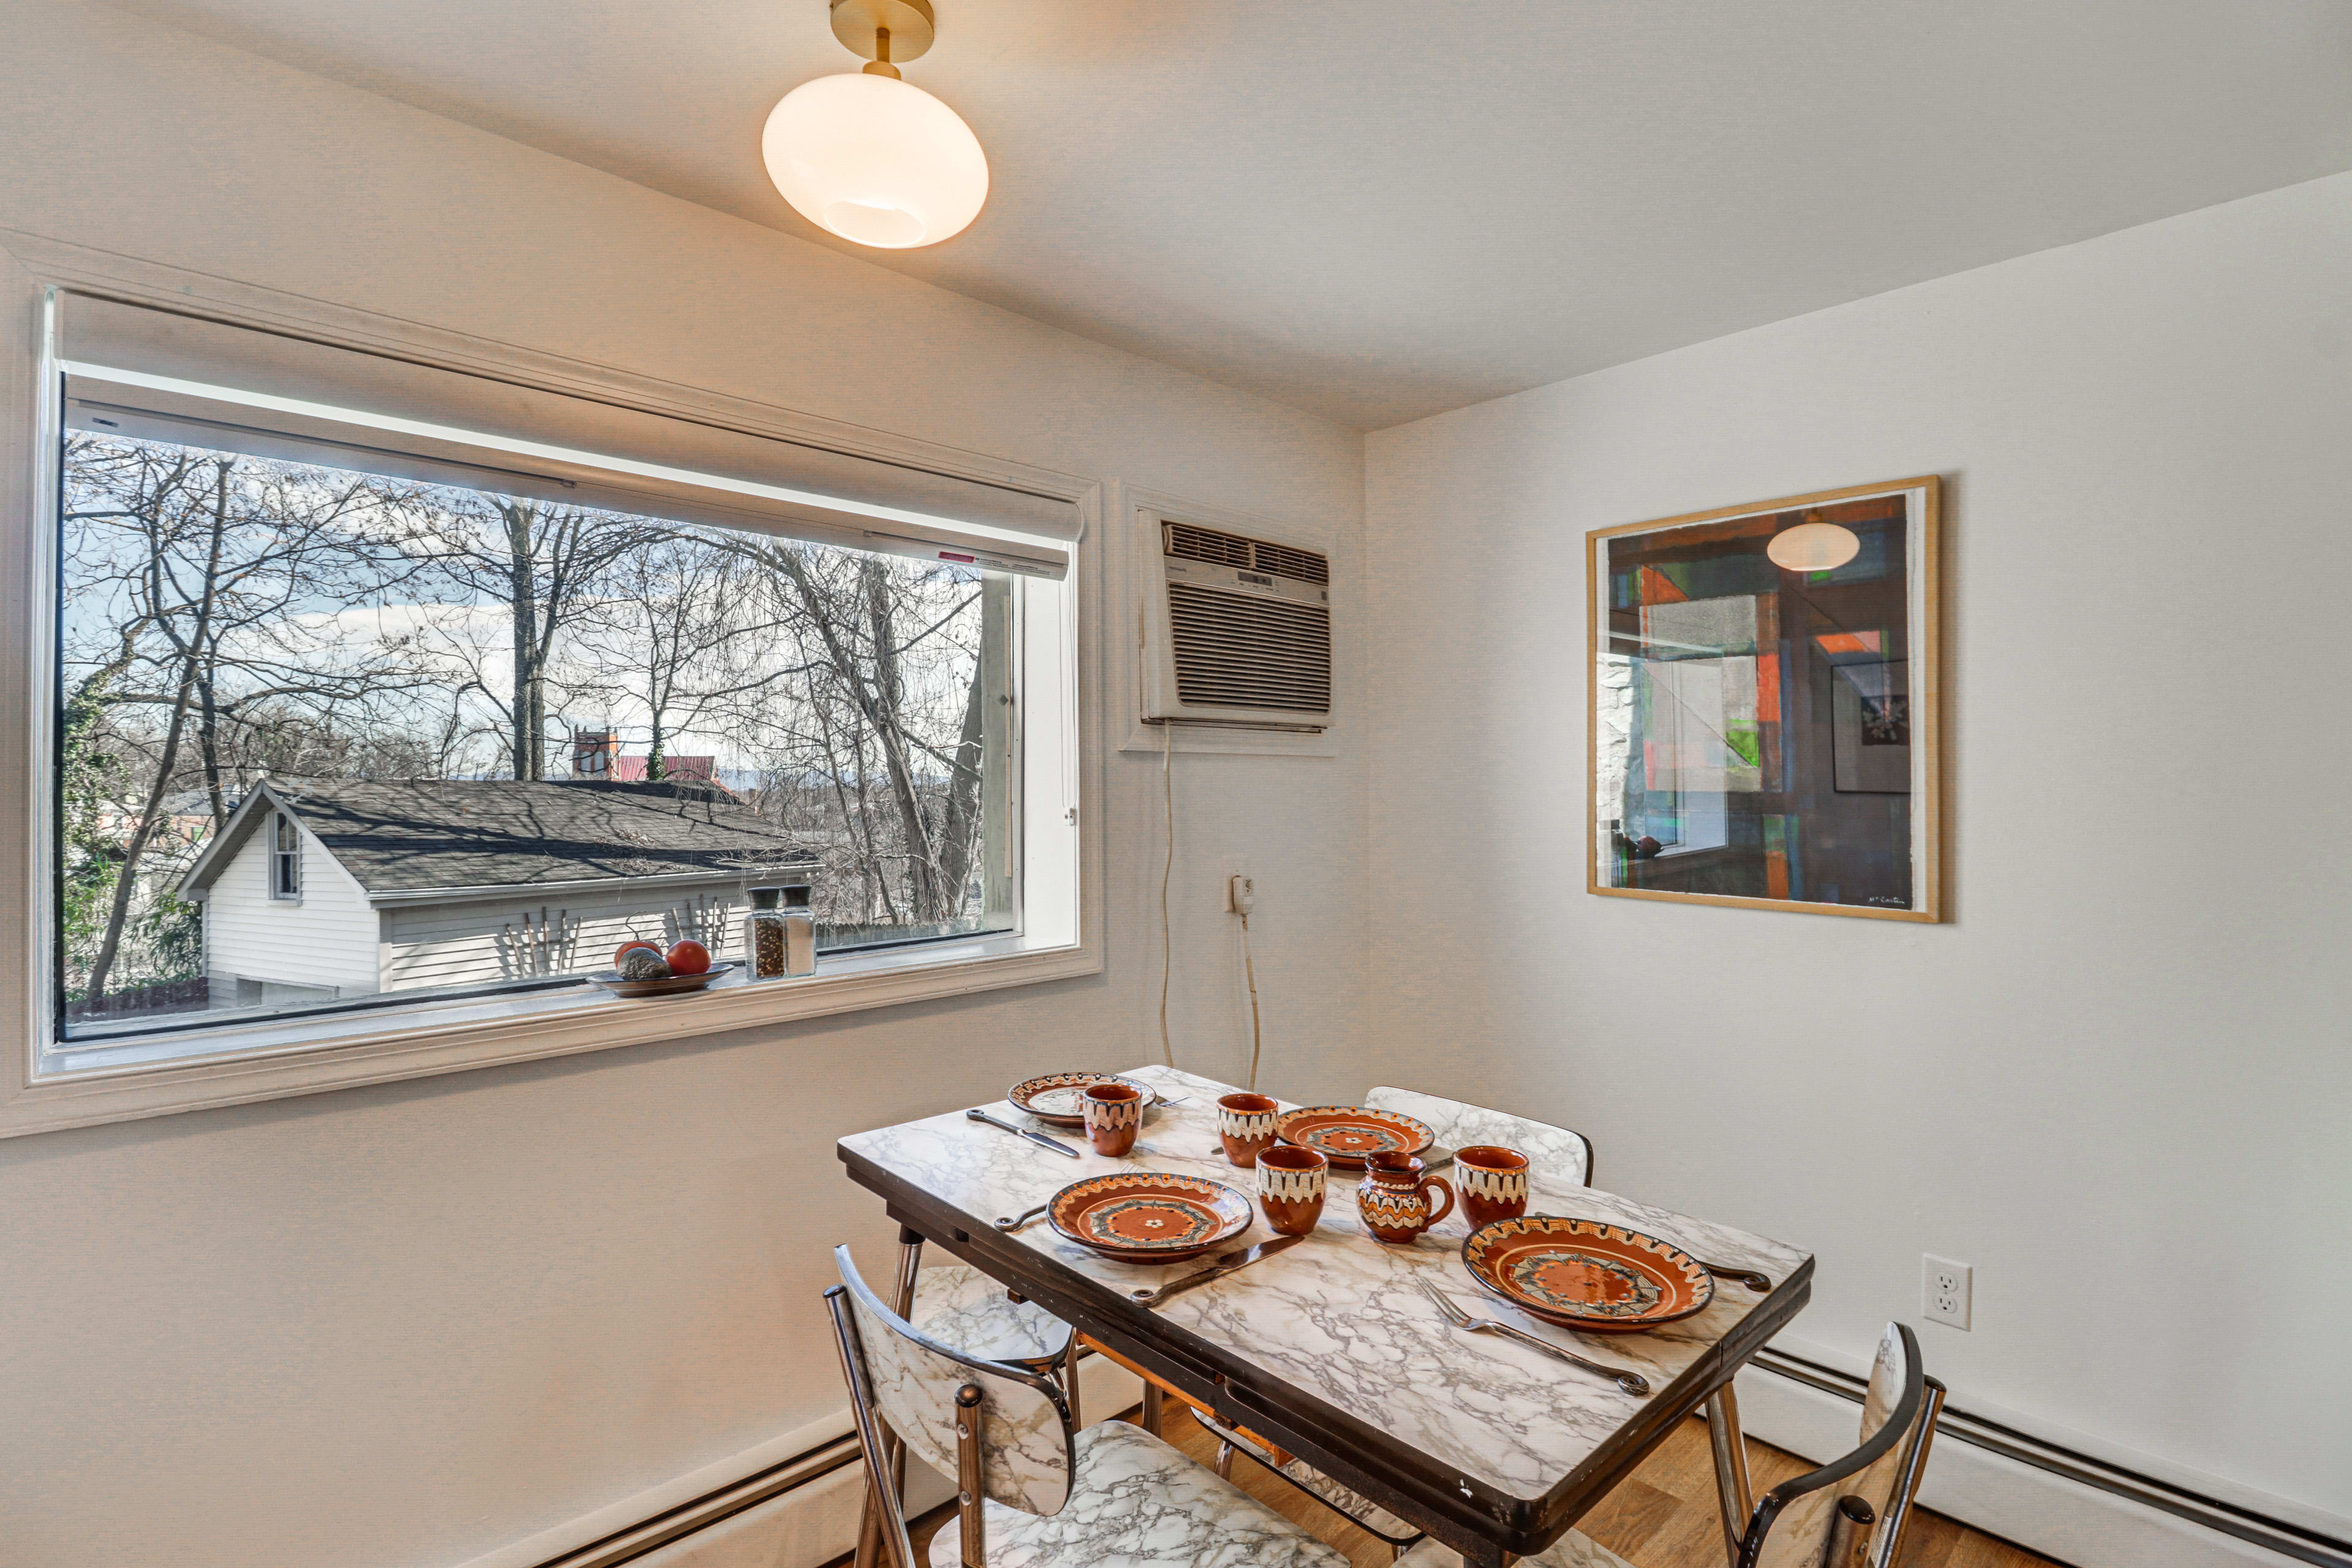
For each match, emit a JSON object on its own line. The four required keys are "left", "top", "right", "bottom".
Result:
{"left": 830, "top": 0, "right": 936, "bottom": 78}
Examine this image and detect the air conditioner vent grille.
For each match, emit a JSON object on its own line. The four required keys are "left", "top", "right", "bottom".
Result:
{"left": 1164, "top": 522, "right": 1329, "bottom": 585}
{"left": 1249, "top": 540, "right": 1330, "bottom": 585}
{"left": 1166, "top": 583, "right": 1332, "bottom": 713}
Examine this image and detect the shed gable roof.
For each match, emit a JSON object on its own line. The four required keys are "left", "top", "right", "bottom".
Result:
{"left": 180, "top": 778, "right": 816, "bottom": 898}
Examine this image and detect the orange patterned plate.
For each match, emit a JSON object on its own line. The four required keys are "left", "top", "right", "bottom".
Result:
{"left": 1275, "top": 1105, "right": 1435, "bottom": 1170}
{"left": 1047, "top": 1172, "right": 1253, "bottom": 1262}
{"left": 1460, "top": 1215, "right": 1716, "bottom": 1333}
{"left": 1009, "top": 1072, "right": 1158, "bottom": 1128}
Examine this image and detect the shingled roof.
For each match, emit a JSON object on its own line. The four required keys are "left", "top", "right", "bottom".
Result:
{"left": 179, "top": 778, "right": 818, "bottom": 897}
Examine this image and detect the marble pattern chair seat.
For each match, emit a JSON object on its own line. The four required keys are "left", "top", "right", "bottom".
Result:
{"left": 1362, "top": 1086, "right": 1594, "bottom": 1188}
{"left": 934, "top": 1417, "right": 1354, "bottom": 1568}
{"left": 1395, "top": 1531, "right": 1634, "bottom": 1568}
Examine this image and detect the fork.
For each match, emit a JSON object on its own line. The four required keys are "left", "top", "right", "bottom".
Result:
{"left": 1417, "top": 1276, "right": 1651, "bottom": 1396}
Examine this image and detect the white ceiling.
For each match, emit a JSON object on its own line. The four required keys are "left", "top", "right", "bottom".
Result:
{"left": 105, "top": 0, "right": 2352, "bottom": 429}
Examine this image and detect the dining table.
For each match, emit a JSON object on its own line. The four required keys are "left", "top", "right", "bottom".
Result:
{"left": 835, "top": 1065, "right": 1814, "bottom": 1567}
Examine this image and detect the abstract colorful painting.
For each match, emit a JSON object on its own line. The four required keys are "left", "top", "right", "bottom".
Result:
{"left": 1587, "top": 478, "right": 1942, "bottom": 921}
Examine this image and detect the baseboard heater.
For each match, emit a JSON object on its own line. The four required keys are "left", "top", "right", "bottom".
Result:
{"left": 530, "top": 1435, "right": 862, "bottom": 1568}
{"left": 1755, "top": 1349, "right": 2351, "bottom": 1568}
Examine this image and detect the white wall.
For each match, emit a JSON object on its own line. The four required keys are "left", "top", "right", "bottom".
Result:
{"left": 1364, "top": 172, "right": 2352, "bottom": 1529}
{"left": 0, "top": 4, "right": 1366, "bottom": 1566}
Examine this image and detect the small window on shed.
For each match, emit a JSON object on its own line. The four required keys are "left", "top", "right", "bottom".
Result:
{"left": 270, "top": 813, "right": 301, "bottom": 901}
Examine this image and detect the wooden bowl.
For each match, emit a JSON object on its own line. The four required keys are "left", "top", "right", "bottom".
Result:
{"left": 1047, "top": 1172, "right": 1253, "bottom": 1262}
{"left": 1274, "top": 1106, "right": 1436, "bottom": 1170}
{"left": 1460, "top": 1215, "right": 1715, "bottom": 1333}
{"left": 584, "top": 962, "right": 737, "bottom": 999}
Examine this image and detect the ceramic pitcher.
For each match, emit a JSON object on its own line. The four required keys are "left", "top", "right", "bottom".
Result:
{"left": 1357, "top": 1150, "right": 1455, "bottom": 1243}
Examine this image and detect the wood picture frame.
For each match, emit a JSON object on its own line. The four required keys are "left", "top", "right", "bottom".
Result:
{"left": 1586, "top": 476, "right": 1942, "bottom": 922}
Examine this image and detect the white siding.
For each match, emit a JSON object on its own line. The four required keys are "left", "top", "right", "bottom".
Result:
{"left": 200, "top": 815, "right": 381, "bottom": 997}
{"left": 382, "top": 883, "right": 745, "bottom": 992}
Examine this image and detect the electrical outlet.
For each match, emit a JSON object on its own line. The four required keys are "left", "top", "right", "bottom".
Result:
{"left": 1922, "top": 1254, "right": 1972, "bottom": 1330}
{"left": 1227, "top": 873, "right": 1256, "bottom": 914}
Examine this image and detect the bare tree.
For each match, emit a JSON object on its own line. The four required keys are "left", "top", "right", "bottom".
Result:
{"left": 391, "top": 494, "right": 658, "bottom": 779}
{"left": 60, "top": 439, "right": 436, "bottom": 997}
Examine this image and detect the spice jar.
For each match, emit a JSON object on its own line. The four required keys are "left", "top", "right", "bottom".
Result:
{"left": 745, "top": 884, "right": 817, "bottom": 980}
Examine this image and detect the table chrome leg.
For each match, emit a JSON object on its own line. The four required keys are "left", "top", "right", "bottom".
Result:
{"left": 1140, "top": 1381, "right": 1164, "bottom": 1436}
{"left": 856, "top": 1229, "right": 927, "bottom": 1568}
{"left": 1706, "top": 1384, "right": 1756, "bottom": 1567}
{"left": 1214, "top": 1439, "right": 1234, "bottom": 1478}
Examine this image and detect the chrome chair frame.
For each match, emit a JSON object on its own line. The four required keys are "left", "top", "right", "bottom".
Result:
{"left": 1733, "top": 1323, "right": 1947, "bottom": 1568}
{"left": 827, "top": 1257, "right": 1077, "bottom": 1568}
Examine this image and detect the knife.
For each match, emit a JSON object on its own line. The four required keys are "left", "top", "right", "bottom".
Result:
{"left": 1129, "top": 1233, "right": 1306, "bottom": 1306}
{"left": 965, "top": 1107, "right": 1082, "bottom": 1159}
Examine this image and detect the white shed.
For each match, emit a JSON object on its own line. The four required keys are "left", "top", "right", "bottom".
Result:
{"left": 177, "top": 778, "right": 818, "bottom": 1011}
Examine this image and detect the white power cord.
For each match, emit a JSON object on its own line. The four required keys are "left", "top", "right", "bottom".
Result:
{"left": 1239, "top": 910, "right": 1262, "bottom": 1092}
{"left": 1158, "top": 720, "right": 1174, "bottom": 1067}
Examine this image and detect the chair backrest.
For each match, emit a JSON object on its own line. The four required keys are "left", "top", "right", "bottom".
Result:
{"left": 1364, "top": 1085, "right": 1593, "bottom": 1187}
{"left": 1740, "top": 1322, "right": 1944, "bottom": 1568}
{"left": 830, "top": 1246, "right": 1074, "bottom": 1518}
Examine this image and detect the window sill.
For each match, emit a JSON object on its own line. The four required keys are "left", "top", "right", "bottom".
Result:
{"left": 8, "top": 931, "right": 1099, "bottom": 1139}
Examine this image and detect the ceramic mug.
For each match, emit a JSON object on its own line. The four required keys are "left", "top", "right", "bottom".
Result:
{"left": 1217, "top": 1091, "right": 1281, "bottom": 1166}
{"left": 1454, "top": 1145, "right": 1531, "bottom": 1227}
{"left": 1256, "top": 1144, "right": 1328, "bottom": 1235}
{"left": 1081, "top": 1081, "right": 1144, "bottom": 1157}
{"left": 1357, "top": 1150, "right": 1455, "bottom": 1244}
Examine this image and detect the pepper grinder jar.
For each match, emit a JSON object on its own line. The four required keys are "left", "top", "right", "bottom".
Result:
{"left": 745, "top": 887, "right": 788, "bottom": 981}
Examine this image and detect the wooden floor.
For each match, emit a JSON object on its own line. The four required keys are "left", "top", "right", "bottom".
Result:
{"left": 897, "top": 1403, "right": 2065, "bottom": 1567}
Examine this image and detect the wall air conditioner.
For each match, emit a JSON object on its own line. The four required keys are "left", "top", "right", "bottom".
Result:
{"left": 1141, "top": 516, "right": 1332, "bottom": 732}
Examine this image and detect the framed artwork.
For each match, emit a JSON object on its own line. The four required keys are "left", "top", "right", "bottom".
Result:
{"left": 1587, "top": 476, "right": 1941, "bottom": 922}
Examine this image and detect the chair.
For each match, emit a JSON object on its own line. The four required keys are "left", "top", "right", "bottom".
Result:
{"left": 1363, "top": 1085, "right": 1595, "bottom": 1188}
{"left": 1730, "top": 1322, "right": 1943, "bottom": 1568}
{"left": 826, "top": 1245, "right": 1354, "bottom": 1568}
{"left": 850, "top": 1245, "right": 1083, "bottom": 1568}
{"left": 1390, "top": 1324, "right": 1943, "bottom": 1568}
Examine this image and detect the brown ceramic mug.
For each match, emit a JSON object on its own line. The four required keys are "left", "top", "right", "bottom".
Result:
{"left": 1216, "top": 1091, "right": 1281, "bottom": 1166}
{"left": 1256, "top": 1144, "right": 1327, "bottom": 1235}
{"left": 1357, "top": 1150, "right": 1455, "bottom": 1244}
{"left": 1082, "top": 1081, "right": 1144, "bottom": 1158}
{"left": 1454, "top": 1145, "right": 1530, "bottom": 1227}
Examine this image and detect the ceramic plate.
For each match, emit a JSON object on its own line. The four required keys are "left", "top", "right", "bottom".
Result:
{"left": 584, "top": 962, "right": 738, "bottom": 999}
{"left": 1460, "top": 1215, "right": 1715, "bottom": 1333}
{"left": 1008, "top": 1072, "right": 1158, "bottom": 1128}
{"left": 1047, "top": 1172, "right": 1254, "bottom": 1262}
{"left": 1275, "top": 1106, "right": 1436, "bottom": 1169}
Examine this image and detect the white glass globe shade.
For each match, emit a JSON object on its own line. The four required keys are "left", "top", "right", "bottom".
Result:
{"left": 763, "top": 72, "right": 989, "bottom": 249}
{"left": 1765, "top": 520, "right": 1862, "bottom": 572}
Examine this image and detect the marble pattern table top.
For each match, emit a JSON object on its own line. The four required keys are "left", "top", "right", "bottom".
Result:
{"left": 838, "top": 1065, "right": 1811, "bottom": 1510}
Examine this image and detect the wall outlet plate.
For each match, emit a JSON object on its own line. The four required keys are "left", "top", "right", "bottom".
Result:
{"left": 1227, "top": 873, "right": 1256, "bottom": 914}
{"left": 1923, "top": 1254, "right": 1972, "bottom": 1330}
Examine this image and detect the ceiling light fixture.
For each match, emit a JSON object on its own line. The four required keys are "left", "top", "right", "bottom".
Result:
{"left": 1765, "top": 514, "right": 1862, "bottom": 573}
{"left": 762, "top": 0, "right": 989, "bottom": 250}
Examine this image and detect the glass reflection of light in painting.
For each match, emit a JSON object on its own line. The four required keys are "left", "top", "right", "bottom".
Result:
{"left": 1592, "top": 486, "right": 1930, "bottom": 916}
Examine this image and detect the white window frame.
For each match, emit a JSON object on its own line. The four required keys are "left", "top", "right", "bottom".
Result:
{"left": 267, "top": 812, "right": 302, "bottom": 902}
{"left": 0, "top": 231, "right": 1104, "bottom": 1139}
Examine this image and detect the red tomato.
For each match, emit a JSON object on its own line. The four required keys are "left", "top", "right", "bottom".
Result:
{"left": 665, "top": 940, "right": 712, "bottom": 976}
{"left": 614, "top": 939, "right": 662, "bottom": 968}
